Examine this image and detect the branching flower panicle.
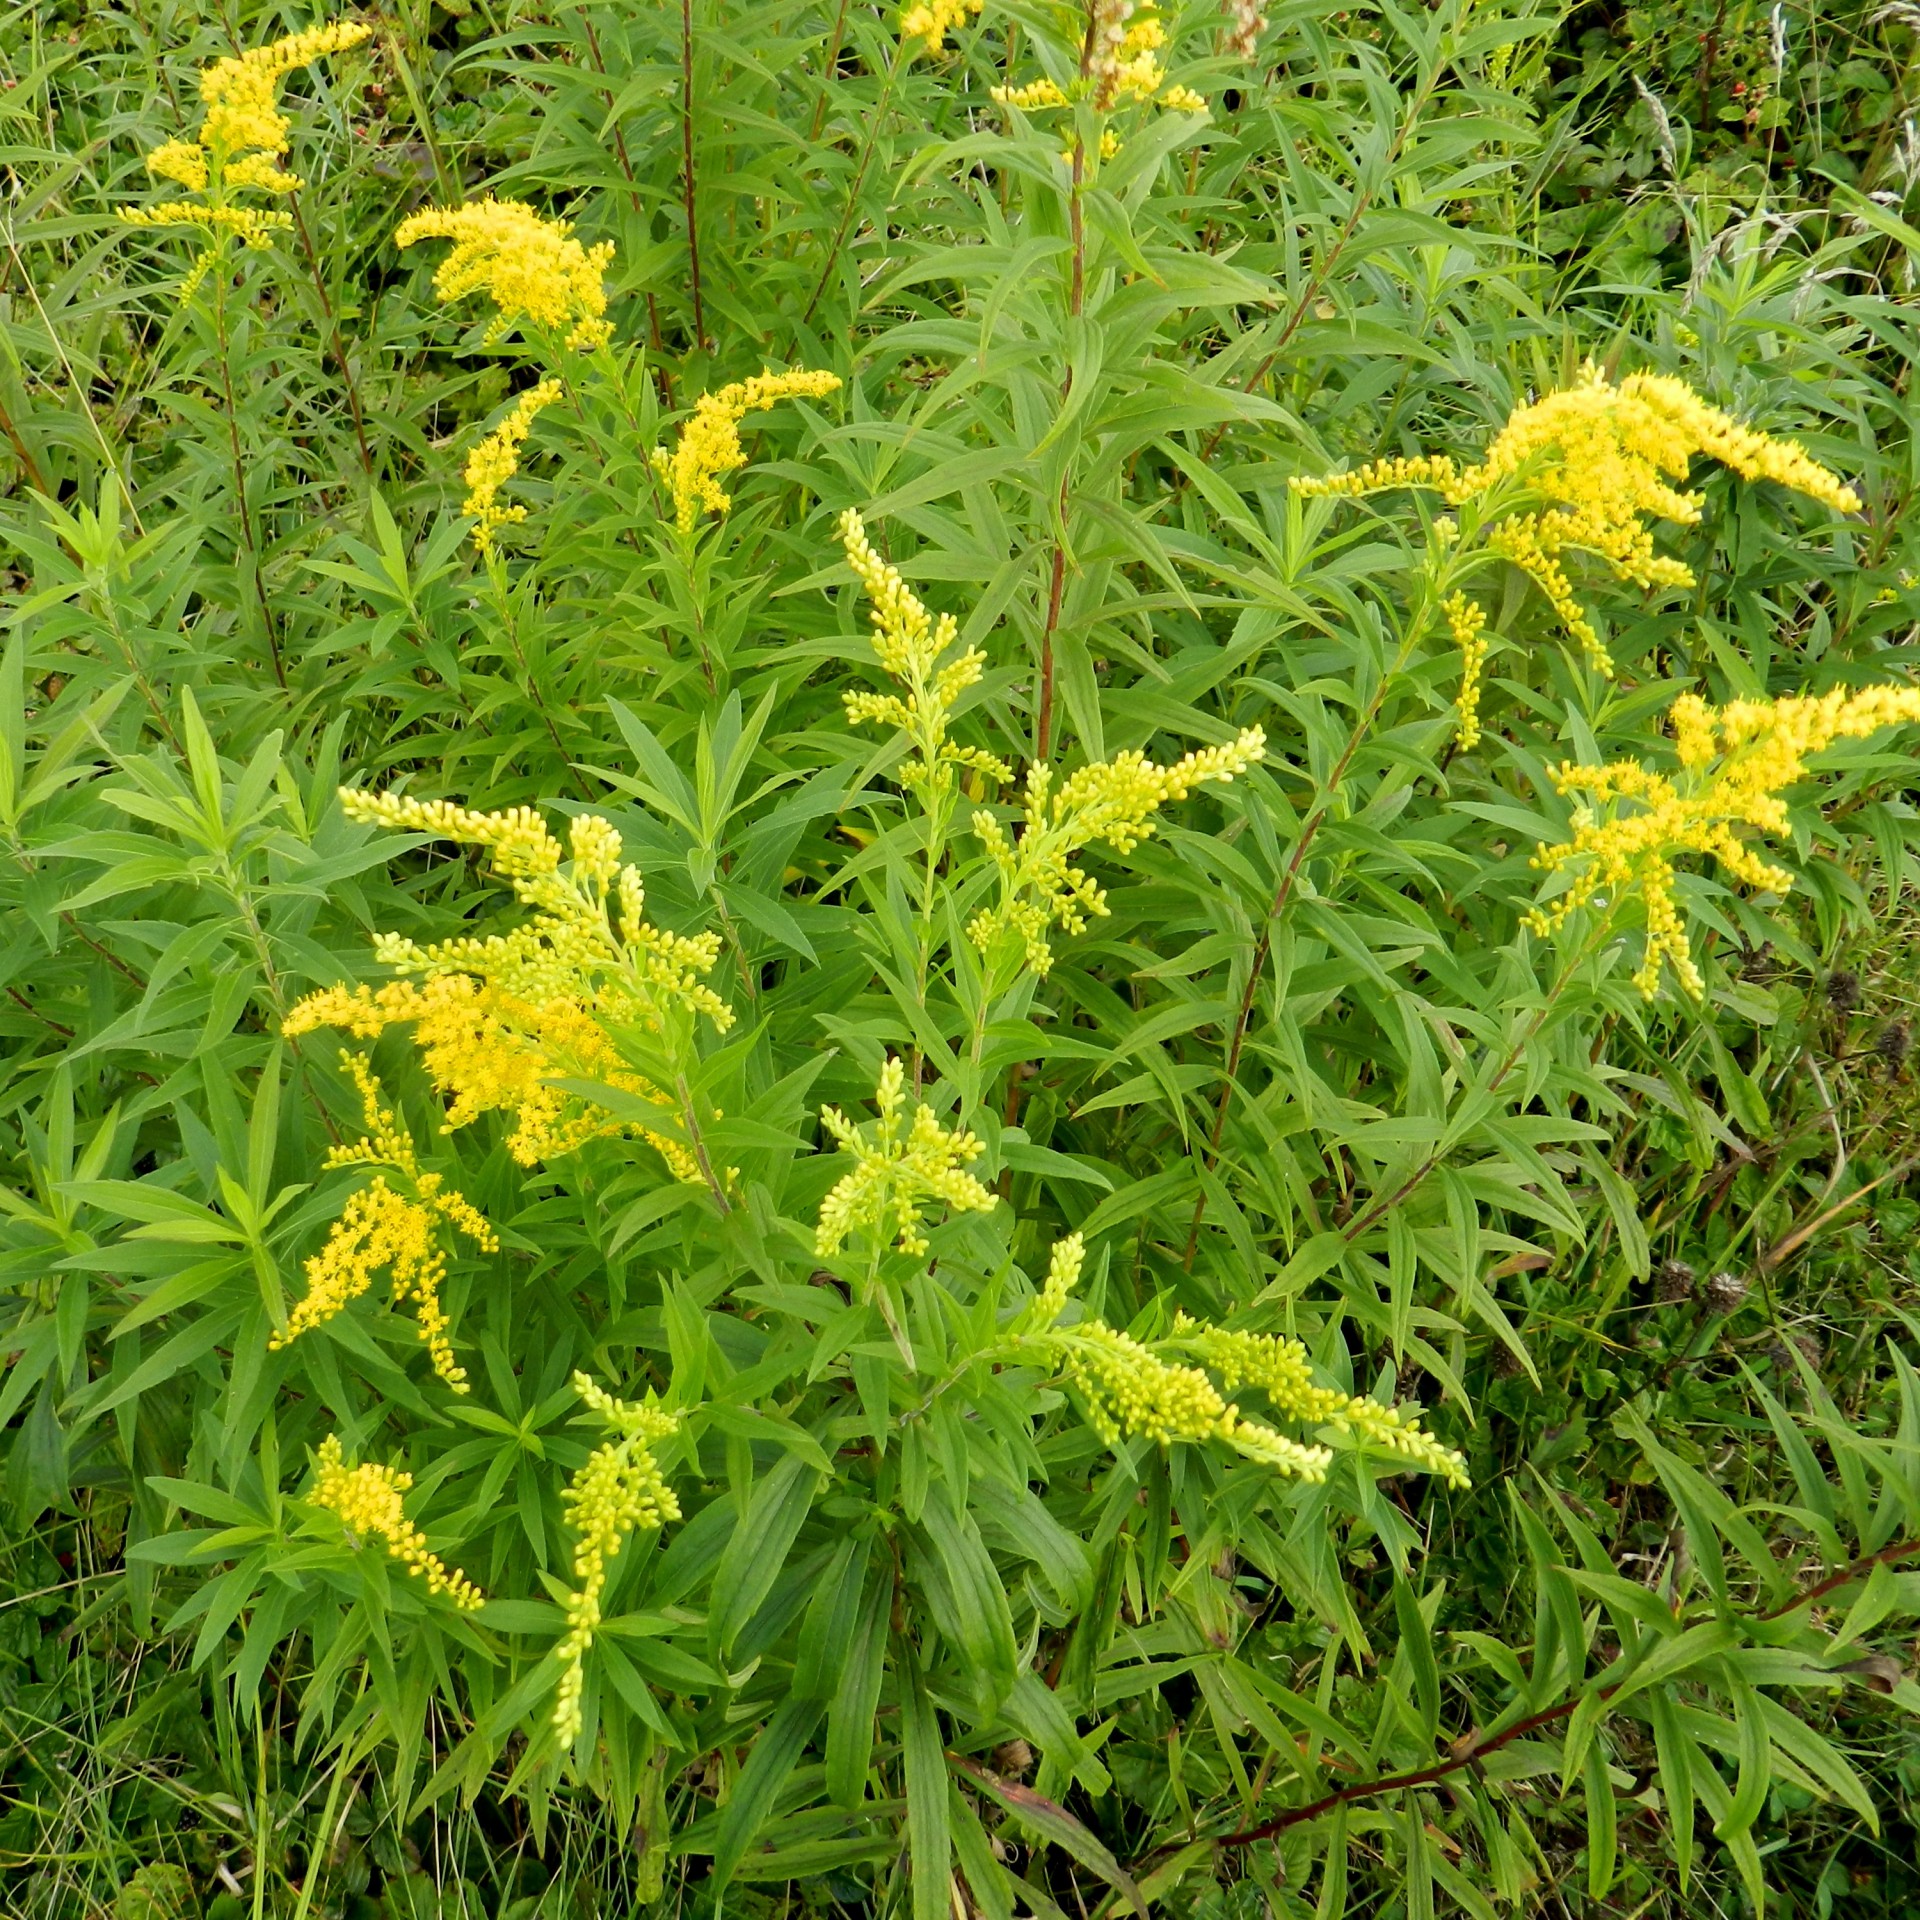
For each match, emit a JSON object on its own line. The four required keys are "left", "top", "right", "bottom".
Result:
{"left": 118, "top": 21, "right": 367, "bottom": 295}
{"left": 969, "top": 729, "right": 1265, "bottom": 974}
{"left": 652, "top": 370, "right": 842, "bottom": 533}
{"left": 815, "top": 1057, "right": 996, "bottom": 1258}
{"left": 463, "top": 380, "right": 562, "bottom": 554}
{"left": 271, "top": 1054, "right": 496, "bottom": 1389}
{"left": 311, "top": 1435, "right": 485, "bottom": 1609}
{"left": 992, "top": 10, "right": 1208, "bottom": 126}
{"left": 395, "top": 197, "right": 615, "bottom": 350}
{"left": 838, "top": 508, "right": 1012, "bottom": 797}
{"left": 1293, "top": 363, "right": 1860, "bottom": 676}
{"left": 1012, "top": 1239, "right": 1467, "bottom": 1486}
{"left": 286, "top": 797, "right": 732, "bottom": 1179}
{"left": 554, "top": 1374, "right": 680, "bottom": 1745}
{"left": 1528, "top": 682, "right": 1920, "bottom": 997}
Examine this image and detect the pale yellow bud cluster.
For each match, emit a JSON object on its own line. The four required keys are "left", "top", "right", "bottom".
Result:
{"left": 310, "top": 1435, "right": 485, "bottom": 1609}
{"left": 992, "top": 77, "right": 1069, "bottom": 110}
{"left": 900, "top": 0, "right": 984, "bottom": 52}
{"left": 1292, "top": 365, "right": 1860, "bottom": 679}
{"left": 1170, "top": 1318, "right": 1470, "bottom": 1486}
{"left": 1528, "top": 681, "right": 1920, "bottom": 997}
{"left": 288, "top": 795, "right": 732, "bottom": 1180}
{"left": 1444, "top": 591, "right": 1490, "bottom": 749}
{"left": 118, "top": 21, "right": 367, "bottom": 296}
{"left": 837, "top": 508, "right": 1012, "bottom": 799}
{"left": 651, "top": 370, "right": 842, "bottom": 533}
{"left": 271, "top": 1055, "right": 496, "bottom": 1390}
{"left": 553, "top": 1374, "right": 681, "bottom": 1744}
{"left": 395, "top": 197, "right": 615, "bottom": 351}
{"left": 968, "top": 729, "right": 1265, "bottom": 974}
{"left": 815, "top": 1057, "right": 997, "bottom": 1259}
{"left": 1008, "top": 1239, "right": 1465, "bottom": 1488}
{"left": 462, "top": 380, "right": 562, "bottom": 554}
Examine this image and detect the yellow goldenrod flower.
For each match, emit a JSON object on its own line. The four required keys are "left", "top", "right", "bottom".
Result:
{"left": 553, "top": 1374, "right": 680, "bottom": 1745}
{"left": 1293, "top": 364, "right": 1861, "bottom": 675}
{"left": 838, "top": 507, "right": 1012, "bottom": 797}
{"left": 462, "top": 379, "right": 562, "bottom": 554}
{"left": 992, "top": 77, "right": 1069, "bottom": 110}
{"left": 968, "top": 728, "right": 1265, "bottom": 974}
{"left": 120, "top": 22, "right": 366, "bottom": 296}
{"left": 901, "top": 0, "right": 983, "bottom": 53}
{"left": 815, "top": 1057, "right": 996, "bottom": 1259}
{"left": 1009, "top": 1239, "right": 1466, "bottom": 1487}
{"left": 1444, "top": 591, "right": 1490, "bottom": 749}
{"left": 271, "top": 1055, "right": 496, "bottom": 1390}
{"left": 286, "top": 799, "right": 731, "bottom": 1181}
{"left": 310, "top": 1434, "right": 486, "bottom": 1609}
{"left": 651, "top": 369, "right": 842, "bottom": 534}
{"left": 1158, "top": 84, "right": 1209, "bottom": 113}
{"left": 1528, "top": 681, "right": 1920, "bottom": 997}
{"left": 198, "top": 21, "right": 372, "bottom": 165}
{"left": 394, "top": 197, "right": 616, "bottom": 351}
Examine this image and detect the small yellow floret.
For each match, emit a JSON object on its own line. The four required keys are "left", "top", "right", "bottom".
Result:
{"left": 311, "top": 1435, "right": 485, "bottom": 1609}
{"left": 1444, "top": 591, "right": 1490, "bottom": 749}
{"left": 651, "top": 369, "right": 842, "bottom": 533}
{"left": 395, "top": 197, "right": 615, "bottom": 351}
{"left": 815, "top": 1057, "right": 997, "bottom": 1259}
{"left": 463, "top": 379, "right": 562, "bottom": 554}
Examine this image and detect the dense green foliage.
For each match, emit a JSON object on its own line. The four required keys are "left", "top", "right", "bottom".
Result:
{"left": 5, "top": 0, "right": 1920, "bottom": 1916}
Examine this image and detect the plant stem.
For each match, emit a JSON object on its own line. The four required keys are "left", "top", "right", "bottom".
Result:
{"left": 211, "top": 256, "right": 284, "bottom": 687}
{"left": 680, "top": 0, "right": 707, "bottom": 349}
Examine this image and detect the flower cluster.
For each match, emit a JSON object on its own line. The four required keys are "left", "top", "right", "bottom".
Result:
{"left": 310, "top": 1435, "right": 486, "bottom": 1609}
{"left": 554, "top": 1375, "right": 681, "bottom": 1744}
{"left": 462, "top": 380, "right": 562, "bottom": 554}
{"left": 901, "top": 0, "right": 984, "bottom": 51}
{"left": 838, "top": 509, "right": 1012, "bottom": 798}
{"left": 1225, "top": 0, "right": 1268, "bottom": 59}
{"left": 286, "top": 796, "right": 732, "bottom": 1179}
{"left": 1293, "top": 363, "right": 1861, "bottom": 676}
{"left": 1444, "top": 591, "right": 1490, "bottom": 749}
{"left": 1529, "top": 682, "right": 1920, "bottom": 997}
{"left": 395, "top": 197, "right": 615, "bottom": 351}
{"left": 1014, "top": 1239, "right": 1468, "bottom": 1487}
{"left": 969, "top": 729, "right": 1265, "bottom": 974}
{"left": 652, "top": 370, "right": 842, "bottom": 533}
{"left": 271, "top": 1055, "right": 496, "bottom": 1389}
{"left": 991, "top": 10, "right": 1207, "bottom": 131}
{"left": 816, "top": 1057, "right": 997, "bottom": 1259}
{"left": 119, "top": 21, "right": 368, "bottom": 296}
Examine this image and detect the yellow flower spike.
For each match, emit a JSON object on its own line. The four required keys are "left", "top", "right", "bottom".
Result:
{"left": 967, "top": 728, "right": 1265, "bottom": 975}
{"left": 1292, "top": 364, "right": 1861, "bottom": 677}
{"left": 553, "top": 1375, "right": 680, "bottom": 1745}
{"left": 311, "top": 1435, "right": 486, "bottom": 1610}
{"left": 463, "top": 379, "right": 563, "bottom": 555}
{"left": 815, "top": 1057, "right": 996, "bottom": 1259}
{"left": 394, "top": 197, "right": 616, "bottom": 351}
{"left": 992, "top": 77, "right": 1069, "bottom": 111}
{"left": 1527, "top": 682, "right": 1920, "bottom": 998}
{"left": 837, "top": 508, "right": 1013, "bottom": 798}
{"left": 900, "top": 0, "right": 984, "bottom": 53}
{"left": 1443, "top": 591, "right": 1490, "bottom": 749}
{"left": 198, "top": 21, "right": 372, "bottom": 163}
{"left": 651, "top": 369, "right": 842, "bottom": 534}
{"left": 287, "top": 796, "right": 732, "bottom": 1180}
{"left": 271, "top": 1055, "right": 496, "bottom": 1391}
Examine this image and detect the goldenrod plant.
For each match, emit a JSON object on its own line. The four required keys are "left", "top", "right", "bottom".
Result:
{"left": 10, "top": 4, "right": 1920, "bottom": 1918}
